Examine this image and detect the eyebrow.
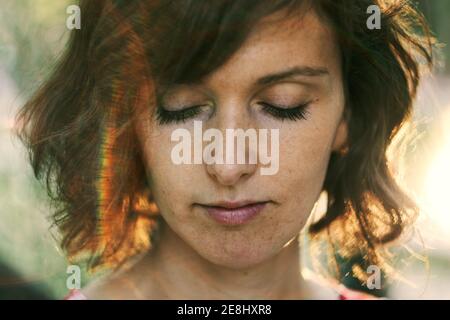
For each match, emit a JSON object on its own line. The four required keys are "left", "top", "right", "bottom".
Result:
{"left": 256, "top": 66, "right": 329, "bottom": 86}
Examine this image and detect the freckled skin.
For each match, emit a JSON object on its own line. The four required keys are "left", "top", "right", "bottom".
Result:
{"left": 136, "top": 9, "right": 347, "bottom": 269}
{"left": 85, "top": 8, "right": 348, "bottom": 300}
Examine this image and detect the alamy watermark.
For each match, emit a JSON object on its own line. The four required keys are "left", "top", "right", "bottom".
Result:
{"left": 366, "top": 265, "right": 382, "bottom": 290}
{"left": 65, "top": 4, "right": 382, "bottom": 32}
{"left": 367, "top": 5, "right": 381, "bottom": 30}
{"left": 66, "top": 264, "right": 81, "bottom": 290}
{"left": 171, "top": 121, "right": 279, "bottom": 176}
{"left": 66, "top": 5, "right": 81, "bottom": 30}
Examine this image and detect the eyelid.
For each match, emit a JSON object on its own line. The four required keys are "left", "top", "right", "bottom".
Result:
{"left": 160, "top": 103, "right": 207, "bottom": 111}
{"left": 158, "top": 84, "right": 213, "bottom": 109}
{"left": 156, "top": 104, "right": 211, "bottom": 125}
{"left": 258, "top": 100, "right": 311, "bottom": 121}
{"left": 257, "top": 100, "right": 311, "bottom": 109}
{"left": 252, "top": 80, "right": 313, "bottom": 101}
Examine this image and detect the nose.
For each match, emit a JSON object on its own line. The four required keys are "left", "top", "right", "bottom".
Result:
{"left": 206, "top": 162, "right": 257, "bottom": 186}
{"left": 204, "top": 101, "right": 258, "bottom": 186}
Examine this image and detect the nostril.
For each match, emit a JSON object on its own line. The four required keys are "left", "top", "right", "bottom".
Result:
{"left": 206, "top": 163, "right": 257, "bottom": 186}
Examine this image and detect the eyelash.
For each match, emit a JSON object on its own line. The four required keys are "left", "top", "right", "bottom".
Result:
{"left": 156, "top": 101, "right": 311, "bottom": 124}
{"left": 258, "top": 101, "right": 311, "bottom": 121}
{"left": 156, "top": 105, "right": 204, "bottom": 125}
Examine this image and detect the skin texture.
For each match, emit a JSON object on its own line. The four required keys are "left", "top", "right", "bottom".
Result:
{"left": 85, "top": 7, "right": 348, "bottom": 299}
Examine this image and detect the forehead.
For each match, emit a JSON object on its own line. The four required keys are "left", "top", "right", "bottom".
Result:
{"left": 202, "top": 8, "right": 340, "bottom": 88}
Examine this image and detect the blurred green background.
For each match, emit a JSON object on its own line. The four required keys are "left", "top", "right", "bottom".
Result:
{"left": 0, "top": 0, "right": 88, "bottom": 299}
{"left": 0, "top": 0, "right": 449, "bottom": 299}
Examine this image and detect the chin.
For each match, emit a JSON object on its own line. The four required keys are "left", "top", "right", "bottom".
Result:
{"left": 194, "top": 237, "right": 282, "bottom": 270}
{"left": 206, "top": 252, "right": 273, "bottom": 270}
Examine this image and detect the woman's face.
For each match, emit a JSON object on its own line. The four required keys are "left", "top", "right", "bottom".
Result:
{"left": 136, "top": 9, "right": 347, "bottom": 269}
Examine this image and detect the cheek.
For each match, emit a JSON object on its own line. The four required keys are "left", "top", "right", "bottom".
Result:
{"left": 275, "top": 123, "right": 335, "bottom": 215}
{"left": 138, "top": 125, "right": 179, "bottom": 204}
{"left": 141, "top": 126, "right": 201, "bottom": 222}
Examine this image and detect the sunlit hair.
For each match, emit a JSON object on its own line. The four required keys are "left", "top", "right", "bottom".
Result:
{"left": 16, "top": 0, "right": 433, "bottom": 275}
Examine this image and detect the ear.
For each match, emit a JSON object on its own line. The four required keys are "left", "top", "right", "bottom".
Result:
{"left": 331, "top": 115, "right": 348, "bottom": 153}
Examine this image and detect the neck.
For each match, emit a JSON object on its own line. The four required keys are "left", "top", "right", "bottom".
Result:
{"left": 140, "top": 221, "right": 308, "bottom": 299}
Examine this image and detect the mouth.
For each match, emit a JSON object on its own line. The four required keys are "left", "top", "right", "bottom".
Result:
{"left": 196, "top": 200, "right": 271, "bottom": 226}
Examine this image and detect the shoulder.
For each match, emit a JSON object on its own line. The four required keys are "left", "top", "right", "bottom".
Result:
{"left": 63, "top": 277, "right": 128, "bottom": 300}
{"left": 337, "top": 285, "right": 380, "bottom": 300}
{"left": 79, "top": 275, "right": 133, "bottom": 300}
{"left": 63, "top": 264, "right": 140, "bottom": 300}
{"left": 64, "top": 289, "right": 88, "bottom": 300}
{"left": 66, "top": 259, "right": 165, "bottom": 300}
{"left": 302, "top": 268, "right": 380, "bottom": 300}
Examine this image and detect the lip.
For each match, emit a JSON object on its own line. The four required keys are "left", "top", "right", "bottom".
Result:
{"left": 198, "top": 201, "right": 269, "bottom": 226}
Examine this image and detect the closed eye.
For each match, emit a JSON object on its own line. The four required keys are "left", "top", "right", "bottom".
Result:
{"left": 258, "top": 101, "right": 311, "bottom": 121}
{"left": 156, "top": 101, "right": 311, "bottom": 124}
{"left": 156, "top": 105, "right": 205, "bottom": 124}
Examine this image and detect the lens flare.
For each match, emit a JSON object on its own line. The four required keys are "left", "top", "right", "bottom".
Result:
{"left": 424, "top": 110, "right": 450, "bottom": 234}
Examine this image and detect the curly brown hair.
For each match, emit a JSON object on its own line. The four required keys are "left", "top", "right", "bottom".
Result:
{"left": 16, "top": 0, "right": 433, "bottom": 274}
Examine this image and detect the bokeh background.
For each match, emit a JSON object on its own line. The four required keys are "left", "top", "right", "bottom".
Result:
{"left": 0, "top": 0, "right": 449, "bottom": 299}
